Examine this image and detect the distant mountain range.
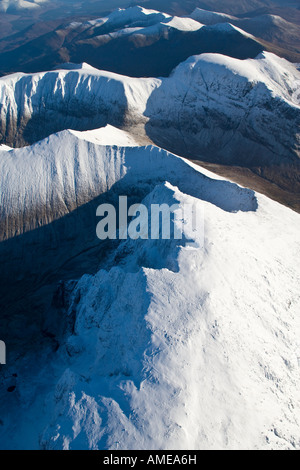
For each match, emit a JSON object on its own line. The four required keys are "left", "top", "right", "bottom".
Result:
{"left": 0, "top": 1, "right": 300, "bottom": 75}
{"left": 0, "top": 4, "right": 300, "bottom": 78}
{"left": 191, "top": 8, "right": 300, "bottom": 59}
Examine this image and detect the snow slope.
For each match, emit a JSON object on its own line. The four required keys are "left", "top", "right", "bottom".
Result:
{"left": 0, "top": 144, "right": 11, "bottom": 151}
{"left": 188, "top": 8, "right": 300, "bottom": 62}
{"left": 0, "top": 0, "right": 47, "bottom": 12}
{"left": 0, "top": 126, "right": 299, "bottom": 450}
{"left": 67, "top": 6, "right": 203, "bottom": 34}
{"left": 0, "top": 126, "right": 255, "bottom": 240}
{"left": 190, "top": 7, "right": 237, "bottom": 25}
{"left": 69, "top": 125, "right": 142, "bottom": 147}
{"left": 0, "top": 64, "right": 160, "bottom": 147}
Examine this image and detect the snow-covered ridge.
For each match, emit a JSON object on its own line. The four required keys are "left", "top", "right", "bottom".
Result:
{"left": 40, "top": 184, "right": 300, "bottom": 450}
{"left": 170, "top": 51, "right": 300, "bottom": 104}
{"left": 0, "top": 124, "right": 299, "bottom": 450}
{"left": 67, "top": 5, "right": 203, "bottom": 36}
{"left": 1, "top": 4, "right": 274, "bottom": 82}
{"left": 1, "top": 4, "right": 300, "bottom": 452}
{"left": 190, "top": 7, "right": 237, "bottom": 25}
{"left": 0, "top": 64, "right": 160, "bottom": 147}
{"left": 61, "top": 4, "right": 276, "bottom": 45}
{"left": 205, "top": 22, "right": 255, "bottom": 39}
{"left": 103, "top": 5, "right": 170, "bottom": 26}
{"left": 0, "top": 143, "right": 12, "bottom": 151}
{"left": 53, "top": 62, "right": 98, "bottom": 71}
{"left": 0, "top": 126, "right": 258, "bottom": 240}
{"left": 0, "top": 0, "right": 48, "bottom": 12}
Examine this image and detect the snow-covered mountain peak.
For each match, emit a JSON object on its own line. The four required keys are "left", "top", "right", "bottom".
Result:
{"left": 171, "top": 51, "right": 300, "bottom": 106}
{"left": 1, "top": 123, "right": 299, "bottom": 450}
{"left": 68, "top": 126, "right": 141, "bottom": 147}
{"left": 0, "top": 124, "right": 260, "bottom": 241}
{"left": 0, "top": 2, "right": 300, "bottom": 452}
{"left": 54, "top": 62, "right": 98, "bottom": 72}
{"left": 206, "top": 22, "right": 255, "bottom": 38}
{"left": 103, "top": 5, "right": 171, "bottom": 29}
{"left": 160, "top": 15, "right": 203, "bottom": 32}
{"left": 190, "top": 7, "right": 237, "bottom": 25}
{"left": 0, "top": 0, "right": 47, "bottom": 12}
{"left": 74, "top": 5, "right": 203, "bottom": 37}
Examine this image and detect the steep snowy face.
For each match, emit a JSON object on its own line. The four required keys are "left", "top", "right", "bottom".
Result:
{"left": 145, "top": 51, "right": 300, "bottom": 190}
{"left": 0, "top": 66, "right": 159, "bottom": 147}
{"left": 0, "top": 127, "right": 299, "bottom": 450}
{"left": 0, "top": 126, "right": 257, "bottom": 241}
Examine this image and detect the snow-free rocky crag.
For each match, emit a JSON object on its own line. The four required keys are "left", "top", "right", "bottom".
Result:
{"left": 0, "top": 126, "right": 299, "bottom": 450}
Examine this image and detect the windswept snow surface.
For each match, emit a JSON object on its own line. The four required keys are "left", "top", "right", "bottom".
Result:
{"left": 0, "top": 127, "right": 299, "bottom": 450}
{"left": 205, "top": 22, "right": 255, "bottom": 39}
